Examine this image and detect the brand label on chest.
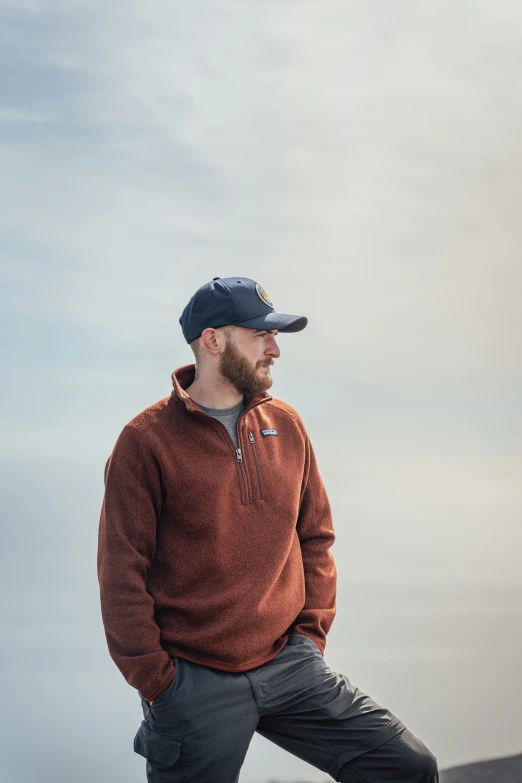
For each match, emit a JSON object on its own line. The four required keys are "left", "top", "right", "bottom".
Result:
{"left": 260, "top": 428, "right": 278, "bottom": 436}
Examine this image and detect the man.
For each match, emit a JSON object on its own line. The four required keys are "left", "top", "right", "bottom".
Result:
{"left": 97, "top": 276, "right": 439, "bottom": 782}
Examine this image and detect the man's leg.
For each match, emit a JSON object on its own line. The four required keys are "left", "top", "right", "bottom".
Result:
{"left": 133, "top": 655, "right": 259, "bottom": 782}
{"left": 250, "top": 633, "right": 438, "bottom": 782}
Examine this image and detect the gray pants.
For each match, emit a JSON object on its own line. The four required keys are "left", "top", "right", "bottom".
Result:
{"left": 134, "top": 633, "right": 439, "bottom": 782}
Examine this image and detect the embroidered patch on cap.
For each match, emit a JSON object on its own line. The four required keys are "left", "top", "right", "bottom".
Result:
{"left": 255, "top": 283, "right": 273, "bottom": 308}
{"left": 260, "top": 428, "right": 278, "bottom": 436}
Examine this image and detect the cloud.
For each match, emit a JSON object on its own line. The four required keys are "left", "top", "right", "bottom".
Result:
{"left": 1, "top": 1, "right": 520, "bottom": 383}
{"left": 0, "top": 108, "right": 60, "bottom": 123}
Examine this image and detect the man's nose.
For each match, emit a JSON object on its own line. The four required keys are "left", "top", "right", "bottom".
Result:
{"left": 266, "top": 337, "right": 280, "bottom": 358}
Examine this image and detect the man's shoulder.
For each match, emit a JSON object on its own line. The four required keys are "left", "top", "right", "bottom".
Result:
{"left": 119, "top": 395, "right": 173, "bottom": 442}
{"left": 265, "top": 397, "right": 307, "bottom": 433}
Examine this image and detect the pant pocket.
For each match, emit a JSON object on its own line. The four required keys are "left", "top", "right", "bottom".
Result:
{"left": 141, "top": 657, "right": 181, "bottom": 711}
{"left": 133, "top": 721, "right": 182, "bottom": 768}
{"left": 151, "top": 672, "right": 177, "bottom": 706}
{"left": 291, "top": 633, "right": 322, "bottom": 654}
{"left": 304, "top": 635, "right": 322, "bottom": 654}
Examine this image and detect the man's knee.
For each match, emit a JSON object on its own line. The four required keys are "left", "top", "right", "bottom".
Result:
{"left": 337, "top": 728, "right": 439, "bottom": 782}
{"left": 398, "top": 728, "right": 439, "bottom": 782}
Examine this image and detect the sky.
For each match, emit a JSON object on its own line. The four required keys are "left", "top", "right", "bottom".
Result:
{"left": 1, "top": 1, "right": 521, "bottom": 781}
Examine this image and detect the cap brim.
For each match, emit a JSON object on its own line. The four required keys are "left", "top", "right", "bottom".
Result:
{"left": 237, "top": 312, "right": 307, "bottom": 333}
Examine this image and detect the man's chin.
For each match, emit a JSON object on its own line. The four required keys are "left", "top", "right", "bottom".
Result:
{"left": 259, "top": 377, "right": 273, "bottom": 393}
{"left": 237, "top": 381, "right": 272, "bottom": 397}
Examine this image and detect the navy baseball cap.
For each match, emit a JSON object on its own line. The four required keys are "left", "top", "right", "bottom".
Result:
{"left": 179, "top": 277, "right": 308, "bottom": 344}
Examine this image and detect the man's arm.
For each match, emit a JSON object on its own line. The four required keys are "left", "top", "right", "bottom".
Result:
{"left": 289, "top": 428, "right": 337, "bottom": 654}
{"left": 97, "top": 424, "right": 176, "bottom": 703}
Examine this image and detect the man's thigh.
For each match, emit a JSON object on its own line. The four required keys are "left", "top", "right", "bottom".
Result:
{"left": 253, "top": 634, "right": 414, "bottom": 781}
{"left": 133, "top": 655, "right": 259, "bottom": 782}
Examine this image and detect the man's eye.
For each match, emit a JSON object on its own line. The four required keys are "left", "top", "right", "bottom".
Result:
{"left": 258, "top": 333, "right": 266, "bottom": 337}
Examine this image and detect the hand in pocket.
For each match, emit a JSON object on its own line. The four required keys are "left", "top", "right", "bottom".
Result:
{"left": 150, "top": 671, "right": 177, "bottom": 707}
{"left": 141, "top": 669, "right": 177, "bottom": 706}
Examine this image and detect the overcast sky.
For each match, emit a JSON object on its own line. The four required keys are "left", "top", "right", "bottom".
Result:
{"left": 2, "top": 2, "right": 521, "bottom": 782}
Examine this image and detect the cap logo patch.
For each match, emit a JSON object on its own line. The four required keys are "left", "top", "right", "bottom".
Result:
{"left": 255, "top": 283, "right": 273, "bottom": 308}
{"left": 260, "top": 428, "right": 278, "bottom": 436}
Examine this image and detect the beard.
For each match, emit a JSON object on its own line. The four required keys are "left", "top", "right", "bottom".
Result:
{"left": 218, "top": 335, "right": 274, "bottom": 398}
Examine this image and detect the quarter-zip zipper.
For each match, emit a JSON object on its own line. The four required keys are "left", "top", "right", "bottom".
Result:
{"left": 187, "top": 407, "right": 253, "bottom": 503}
{"left": 235, "top": 419, "right": 250, "bottom": 503}
{"left": 248, "top": 431, "right": 263, "bottom": 500}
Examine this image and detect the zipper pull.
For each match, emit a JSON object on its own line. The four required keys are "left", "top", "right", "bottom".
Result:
{"left": 248, "top": 431, "right": 255, "bottom": 443}
{"left": 236, "top": 448, "right": 243, "bottom": 463}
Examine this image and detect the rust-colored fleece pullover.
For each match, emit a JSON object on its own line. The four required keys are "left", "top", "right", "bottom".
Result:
{"left": 97, "top": 363, "right": 337, "bottom": 703}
